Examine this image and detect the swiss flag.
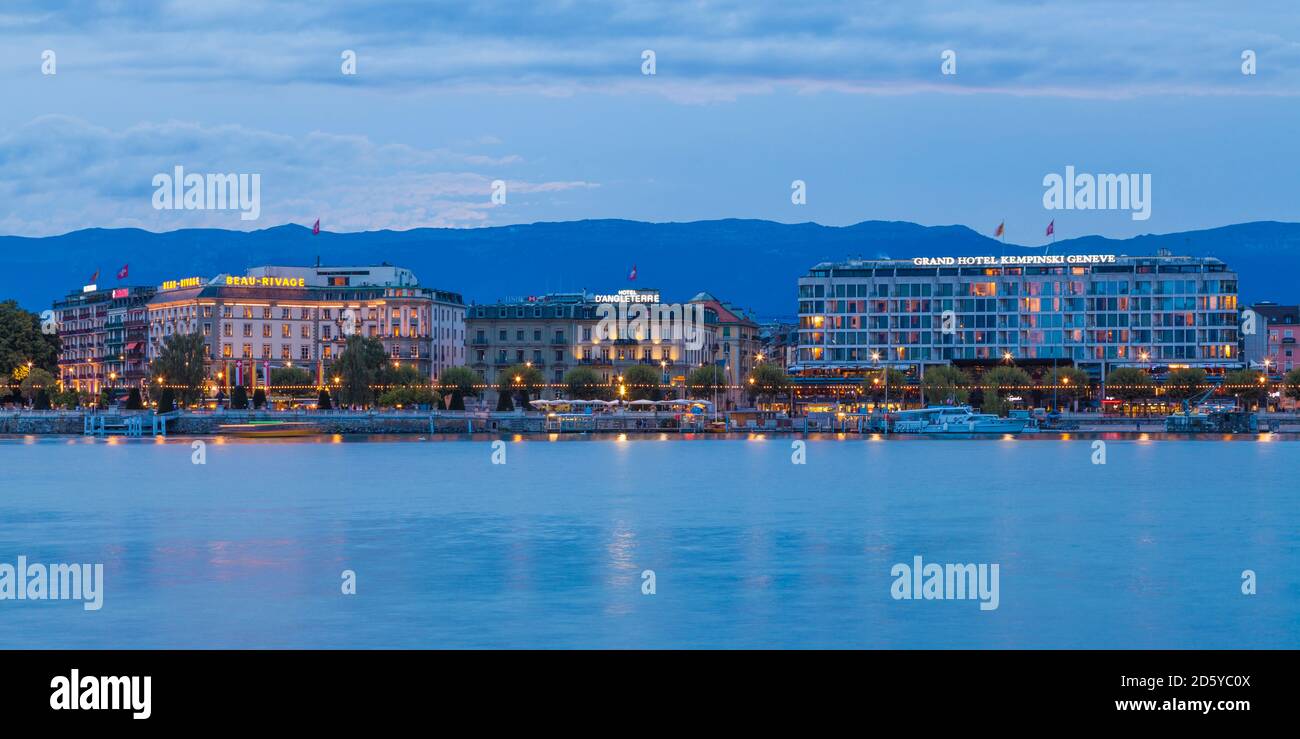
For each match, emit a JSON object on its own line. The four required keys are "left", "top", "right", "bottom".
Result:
{"left": 628, "top": 264, "right": 637, "bottom": 281}
{"left": 312, "top": 219, "right": 320, "bottom": 235}
{"left": 1045, "top": 220, "right": 1055, "bottom": 237}
{"left": 116, "top": 264, "right": 129, "bottom": 280}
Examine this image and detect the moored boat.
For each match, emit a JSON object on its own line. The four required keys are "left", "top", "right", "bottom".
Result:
{"left": 890, "top": 405, "right": 1027, "bottom": 435}
{"left": 218, "top": 421, "right": 322, "bottom": 438}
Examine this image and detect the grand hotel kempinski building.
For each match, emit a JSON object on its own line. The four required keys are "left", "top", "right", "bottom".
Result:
{"left": 793, "top": 252, "right": 1242, "bottom": 376}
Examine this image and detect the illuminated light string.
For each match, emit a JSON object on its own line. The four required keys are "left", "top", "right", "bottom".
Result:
{"left": 7, "top": 383, "right": 1287, "bottom": 391}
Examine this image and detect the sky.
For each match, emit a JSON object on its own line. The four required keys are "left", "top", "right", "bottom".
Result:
{"left": 1, "top": 0, "right": 1298, "bottom": 242}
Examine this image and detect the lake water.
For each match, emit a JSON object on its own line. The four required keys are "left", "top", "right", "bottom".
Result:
{"left": 1, "top": 434, "right": 1296, "bottom": 648}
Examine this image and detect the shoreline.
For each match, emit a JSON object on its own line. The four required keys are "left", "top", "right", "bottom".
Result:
{"left": 4, "top": 409, "right": 1298, "bottom": 438}
{"left": 4, "top": 430, "right": 1297, "bottom": 443}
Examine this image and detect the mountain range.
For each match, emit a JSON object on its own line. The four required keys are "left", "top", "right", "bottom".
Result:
{"left": 4, "top": 219, "right": 1299, "bottom": 318}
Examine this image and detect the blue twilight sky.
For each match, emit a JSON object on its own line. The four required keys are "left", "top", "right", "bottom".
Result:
{"left": 0, "top": 0, "right": 1297, "bottom": 241}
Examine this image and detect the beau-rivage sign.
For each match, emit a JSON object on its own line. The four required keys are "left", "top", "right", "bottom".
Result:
{"left": 911, "top": 254, "right": 1117, "bottom": 267}
{"left": 159, "top": 275, "right": 307, "bottom": 290}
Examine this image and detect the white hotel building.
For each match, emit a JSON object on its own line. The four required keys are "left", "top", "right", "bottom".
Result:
{"left": 794, "top": 251, "right": 1242, "bottom": 377}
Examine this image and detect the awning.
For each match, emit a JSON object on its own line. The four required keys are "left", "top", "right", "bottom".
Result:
{"left": 126, "top": 342, "right": 143, "bottom": 351}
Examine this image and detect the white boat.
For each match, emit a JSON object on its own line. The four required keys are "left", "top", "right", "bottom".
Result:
{"left": 890, "top": 405, "right": 1027, "bottom": 435}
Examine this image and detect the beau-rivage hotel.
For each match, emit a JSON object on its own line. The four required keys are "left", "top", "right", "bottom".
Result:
{"left": 55, "top": 265, "right": 467, "bottom": 392}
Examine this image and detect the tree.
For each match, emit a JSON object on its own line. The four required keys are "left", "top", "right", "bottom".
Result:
{"left": 1105, "top": 367, "right": 1155, "bottom": 405}
{"left": 317, "top": 388, "right": 333, "bottom": 410}
{"left": 253, "top": 387, "right": 267, "bottom": 409}
{"left": 126, "top": 387, "right": 144, "bottom": 410}
{"left": 920, "top": 365, "right": 971, "bottom": 405}
{"left": 620, "top": 365, "right": 662, "bottom": 402}
{"left": 499, "top": 364, "right": 545, "bottom": 408}
{"left": 377, "top": 386, "right": 439, "bottom": 408}
{"left": 981, "top": 366, "right": 1032, "bottom": 416}
{"left": 378, "top": 363, "right": 426, "bottom": 393}
{"left": 863, "top": 368, "right": 908, "bottom": 405}
{"left": 686, "top": 365, "right": 725, "bottom": 398}
{"left": 19, "top": 367, "right": 55, "bottom": 405}
{"left": 33, "top": 388, "right": 51, "bottom": 410}
{"left": 231, "top": 385, "right": 249, "bottom": 410}
{"left": 1044, "top": 366, "right": 1090, "bottom": 410}
{"left": 150, "top": 332, "right": 207, "bottom": 405}
{"left": 1163, "top": 367, "right": 1208, "bottom": 403}
{"left": 51, "top": 389, "right": 80, "bottom": 409}
{"left": 334, "top": 335, "right": 387, "bottom": 407}
{"left": 1222, "top": 369, "right": 1266, "bottom": 409}
{"left": 563, "top": 366, "right": 606, "bottom": 400}
{"left": 745, "top": 363, "right": 789, "bottom": 405}
{"left": 438, "top": 366, "right": 482, "bottom": 410}
{"left": 157, "top": 388, "right": 176, "bottom": 413}
{"left": 0, "top": 300, "right": 60, "bottom": 379}
{"left": 495, "top": 375, "right": 515, "bottom": 411}
{"left": 270, "top": 366, "right": 315, "bottom": 397}
{"left": 1283, "top": 368, "right": 1300, "bottom": 404}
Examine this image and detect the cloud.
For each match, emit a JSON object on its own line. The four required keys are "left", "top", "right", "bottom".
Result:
{"left": 3, "top": 1, "right": 1298, "bottom": 100}
{"left": 0, "top": 115, "right": 598, "bottom": 235}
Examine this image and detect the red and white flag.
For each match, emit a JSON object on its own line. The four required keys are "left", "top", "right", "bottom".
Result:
{"left": 116, "top": 264, "right": 129, "bottom": 280}
{"left": 628, "top": 264, "right": 637, "bottom": 281}
{"left": 88, "top": 269, "right": 99, "bottom": 284}
{"left": 1045, "top": 220, "right": 1055, "bottom": 237}
{"left": 312, "top": 219, "right": 320, "bottom": 235}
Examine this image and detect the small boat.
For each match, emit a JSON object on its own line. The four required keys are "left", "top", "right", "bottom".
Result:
{"left": 218, "top": 421, "right": 321, "bottom": 438}
{"left": 890, "top": 405, "right": 1027, "bottom": 435}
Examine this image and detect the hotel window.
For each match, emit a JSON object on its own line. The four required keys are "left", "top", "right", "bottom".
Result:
{"left": 322, "top": 309, "right": 332, "bottom": 320}
{"left": 243, "top": 307, "right": 253, "bottom": 319}
{"left": 242, "top": 344, "right": 252, "bottom": 359}
{"left": 242, "top": 323, "right": 252, "bottom": 337}
{"left": 203, "top": 306, "right": 212, "bottom": 318}
{"left": 202, "top": 323, "right": 212, "bottom": 336}
{"left": 301, "top": 325, "right": 311, "bottom": 338}
{"left": 281, "top": 345, "right": 290, "bottom": 360}
{"left": 300, "top": 345, "right": 310, "bottom": 360}
{"left": 262, "top": 307, "right": 271, "bottom": 319}
{"left": 223, "top": 306, "right": 233, "bottom": 318}
{"left": 322, "top": 325, "right": 332, "bottom": 339}
{"left": 261, "top": 344, "right": 271, "bottom": 358}
{"left": 282, "top": 324, "right": 291, "bottom": 338}
{"left": 222, "top": 344, "right": 232, "bottom": 358}
{"left": 476, "top": 350, "right": 485, "bottom": 362}
{"left": 392, "top": 346, "right": 401, "bottom": 359}
{"left": 498, "top": 330, "right": 507, "bottom": 341}
{"left": 300, "top": 308, "right": 311, "bottom": 320}
{"left": 223, "top": 323, "right": 233, "bottom": 337}
{"left": 262, "top": 324, "right": 271, "bottom": 338}
{"left": 555, "top": 350, "right": 563, "bottom": 362}
{"left": 280, "top": 308, "right": 289, "bottom": 319}
{"left": 323, "top": 346, "right": 332, "bottom": 360}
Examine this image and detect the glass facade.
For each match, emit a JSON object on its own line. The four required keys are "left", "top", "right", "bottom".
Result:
{"left": 795, "top": 255, "right": 1240, "bottom": 372}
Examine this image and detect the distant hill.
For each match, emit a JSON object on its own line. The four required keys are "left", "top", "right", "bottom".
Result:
{"left": 4, "top": 219, "right": 1299, "bottom": 318}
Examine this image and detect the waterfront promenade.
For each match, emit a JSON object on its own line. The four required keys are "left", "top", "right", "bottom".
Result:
{"left": 7, "top": 408, "right": 1300, "bottom": 436}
